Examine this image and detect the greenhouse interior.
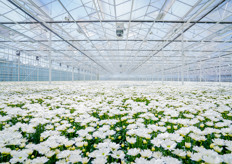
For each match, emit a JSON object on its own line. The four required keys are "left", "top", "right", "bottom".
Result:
{"left": 0, "top": 0, "right": 232, "bottom": 163}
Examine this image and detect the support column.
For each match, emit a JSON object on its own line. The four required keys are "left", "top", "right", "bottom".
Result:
{"left": 72, "top": 66, "right": 74, "bottom": 82}
{"left": 17, "top": 55, "right": 20, "bottom": 81}
{"left": 200, "top": 60, "right": 202, "bottom": 82}
{"left": 97, "top": 70, "right": 99, "bottom": 80}
{"left": 49, "top": 30, "right": 52, "bottom": 84}
{"left": 181, "top": 28, "right": 185, "bottom": 85}
{"left": 162, "top": 51, "right": 164, "bottom": 84}
{"left": 37, "top": 60, "right": 39, "bottom": 82}
{"left": 78, "top": 68, "right": 80, "bottom": 80}
{"left": 90, "top": 64, "right": 92, "bottom": 81}
{"left": 219, "top": 55, "right": 221, "bottom": 84}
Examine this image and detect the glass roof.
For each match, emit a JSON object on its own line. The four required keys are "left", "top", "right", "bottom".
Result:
{"left": 0, "top": 0, "right": 231, "bottom": 78}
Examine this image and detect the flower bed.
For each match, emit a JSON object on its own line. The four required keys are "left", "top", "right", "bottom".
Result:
{"left": 0, "top": 81, "right": 231, "bottom": 164}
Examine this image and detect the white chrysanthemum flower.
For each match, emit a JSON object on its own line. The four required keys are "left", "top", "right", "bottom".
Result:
{"left": 203, "top": 154, "right": 223, "bottom": 164}
{"left": 173, "top": 149, "right": 186, "bottom": 158}
{"left": 127, "top": 148, "right": 140, "bottom": 156}
{"left": 45, "top": 151, "right": 55, "bottom": 158}
{"left": 162, "top": 156, "right": 181, "bottom": 164}
{"left": 213, "top": 146, "right": 223, "bottom": 153}
{"left": 67, "top": 128, "right": 75, "bottom": 133}
{"left": 30, "top": 156, "right": 49, "bottom": 164}
{"left": 89, "top": 148, "right": 111, "bottom": 158}
{"left": 0, "top": 147, "right": 11, "bottom": 154}
{"left": 68, "top": 154, "right": 82, "bottom": 163}
{"left": 126, "top": 137, "right": 136, "bottom": 144}
{"left": 151, "top": 138, "right": 163, "bottom": 147}
{"left": 109, "top": 142, "right": 120, "bottom": 151}
{"left": 152, "top": 151, "right": 163, "bottom": 159}
{"left": 10, "top": 150, "right": 29, "bottom": 163}
{"left": 111, "top": 150, "right": 125, "bottom": 159}
{"left": 57, "top": 150, "right": 71, "bottom": 159}
{"left": 140, "top": 149, "right": 152, "bottom": 158}
{"left": 161, "top": 139, "right": 177, "bottom": 150}
{"left": 34, "top": 145, "right": 50, "bottom": 154}
{"left": 213, "top": 138, "right": 225, "bottom": 146}
{"left": 75, "top": 141, "right": 84, "bottom": 147}
{"left": 65, "top": 140, "right": 75, "bottom": 147}
{"left": 222, "top": 154, "right": 232, "bottom": 164}
{"left": 92, "top": 157, "right": 107, "bottom": 164}
{"left": 134, "top": 157, "right": 149, "bottom": 164}
{"left": 81, "top": 157, "right": 90, "bottom": 164}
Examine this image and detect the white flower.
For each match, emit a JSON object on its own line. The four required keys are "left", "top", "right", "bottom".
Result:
{"left": 213, "top": 138, "right": 225, "bottom": 146}
{"left": 162, "top": 156, "right": 181, "bottom": 164}
{"left": 151, "top": 138, "right": 163, "bottom": 147}
{"left": 81, "top": 157, "right": 90, "bottom": 164}
{"left": 152, "top": 151, "right": 163, "bottom": 159}
{"left": 0, "top": 147, "right": 11, "bottom": 154}
{"left": 65, "top": 140, "right": 75, "bottom": 147}
{"left": 127, "top": 148, "right": 140, "bottom": 156}
{"left": 57, "top": 150, "right": 71, "bottom": 159}
{"left": 109, "top": 142, "right": 120, "bottom": 151}
{"left": 92, "top": 157, "right": 107, "bottom": 164}
{"left": 111, "top": 150, "right": 125, "bottom": 159}
{"left": 34, "top": 145, "right": 50, "bottom": 154}
{"left": 126, "top": 137, "right": 136, "bottom": 144}
{"left": 30, "top": 156, "right": 49, "bottom": 164}
{"left": 68, "top": 154, "right": 82, "bottom": 163}
{"left": 89, "top": 148, "right": 111, "bottom": 158}
{"left": 140, "top": 149, "right": 152, "bottom": 158}
{"left": 203, "top": 154, "right": 223, "bottom": 164}
{"left": 75, "top": 141, "right": 84, "bottom": 147}
{"left": 45, "top": 151, "right": 55, "bottom": 158}
{"left": 67, "top": 128, "right": 75, "bottom": 133}
{"left": 222, "top": 154, "right": 232, "bottom": 164}
{"left": 134, "top": 157, "right": 149, "bottom": 164}
{"left": 213, "top": 146, "right": 223, "bottom": 153}
{"left": 10, "top": 150, "right": 28, "bottom": 163}
{"left": 173, "top": 149, "right": 186, "bottom": 158}
{"left": 161, "top": 139, "right": 177, "bottom": 150}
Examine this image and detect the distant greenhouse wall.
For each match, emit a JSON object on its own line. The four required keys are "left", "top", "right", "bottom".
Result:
{"left": 0, "top": 59, "right": 96, "bottom": 82}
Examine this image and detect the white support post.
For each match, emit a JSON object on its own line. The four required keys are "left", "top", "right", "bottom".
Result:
{"left": 181, "top": 28, "right": 185, "bottom": 85}
{"left": 97, "top": 70, "right": 99, "bottom": 81}
{"left": 162, "top": 52, "right": 164, "bottom": 84}
{"left": 200, "top": 60, "right": 202, "bottom": 82}
{"left": 219, "top": 55, "right": 221, "bottom": 85}
{"left": 72, "top": 66, "right": 74, "bottom": 82}
{"left": 18, "top": 55, "right": 20, "bottom": 81}
{"left": 90, "top": 64, "right": 92, "bottom": 81}
{"left": 78, "top": 68, "right": 80, "bottom": 81}
{"left": 37, "top": 60, "right": 39, "bottom": 82}
{"left": 49, "top": 30, "right": 52, "bottom": 84}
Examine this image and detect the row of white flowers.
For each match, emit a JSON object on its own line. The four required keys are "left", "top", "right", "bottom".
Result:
{"left": 0, "top": 81, "right": 231, "bottom": 164}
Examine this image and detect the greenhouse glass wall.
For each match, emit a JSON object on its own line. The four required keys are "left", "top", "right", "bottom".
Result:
{"left": 0, "top": 0, "right": 232, "bottom": 164}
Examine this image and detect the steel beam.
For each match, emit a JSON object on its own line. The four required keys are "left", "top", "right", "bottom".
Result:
{"left": 1, "top": 20, "right": 231, "bottom": 24}
{"left": 1, "top": 39, "right": 231, "bottom": 43}
{"left": 20, "top": 49, "right": 232, "bottom": 53}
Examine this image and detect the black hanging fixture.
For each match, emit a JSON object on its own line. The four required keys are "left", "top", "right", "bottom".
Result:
{"left": 16, "top": 50, "right": 20, "bottom": 56}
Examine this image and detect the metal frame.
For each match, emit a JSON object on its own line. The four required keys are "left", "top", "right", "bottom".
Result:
{"left": 0, "top": 0, "right": 231, "bottom": 82}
